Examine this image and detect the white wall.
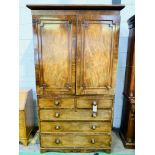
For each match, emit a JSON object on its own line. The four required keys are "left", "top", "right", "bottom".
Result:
{"left": 19, "top": 0, "right": 135, "bottom": 127}
{"left": 114, "top": 0, "right": 135, "bottom": 127}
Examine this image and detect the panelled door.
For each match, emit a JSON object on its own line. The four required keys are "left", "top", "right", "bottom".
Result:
{"left": 76, "top": 15, "right": 119, "bottom": 95}
{"left": 33, "top": 16, "right": 76, "bottom": 95}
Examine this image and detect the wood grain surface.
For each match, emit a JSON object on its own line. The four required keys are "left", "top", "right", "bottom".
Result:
{"left": 40, "top": 109, "right": 112, "bottom": 121}
{"left": 28, "top": 5, "right": 124, "bottom": 152}
{"left": 19, "top": 89, "right": 35, "bottom": 146}
{"left": 120, "top": 15, "right": 135, "bottom": 149}
{"left": 19, "top": 111, "right": 26, "bottom": 138}
{"left": 39, "top": 98, "right": 74, "bottom": 109}
{"left": 77, "top": 98, "right": 112, "bottom": 109}
{"left": 40, "top": 133, "right": 111, "bottom": 148}
{"left": 27, "top": 4, "right": 125, "bottom": 10}
{"left": 40, "top": 121, "right": 112, "bottom": 133}
{"left": 76, "top": 15, "right": 119, "bottom": 95}
{"left": 33, "top": 16, "right": 76, "bottom": 95}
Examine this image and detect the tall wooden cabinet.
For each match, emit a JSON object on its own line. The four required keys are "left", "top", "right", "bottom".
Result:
{"left": 120, "top": 15, "right": 135, "bottom": 149}
{"left": 27, "top": 5, "right": 124, "bottom": 153}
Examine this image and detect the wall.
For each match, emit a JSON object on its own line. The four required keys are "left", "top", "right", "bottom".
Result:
{"left": 19, "top": 0, "right": 134, "bottom": 127}
{"left": 114, "top": 0, "right": 135, "bottom": 127}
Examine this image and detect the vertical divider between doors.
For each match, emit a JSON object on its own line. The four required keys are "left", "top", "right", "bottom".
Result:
{"left": 75, "top": 15, "right": 78, "bottom": 95}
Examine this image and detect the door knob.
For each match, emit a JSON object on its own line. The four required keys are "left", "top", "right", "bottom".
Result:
{"left": 55, "top": 112, "right": 60, "bottom": 118}
{"left": 55, "top": 138, "right": 60, "bottom": 144}
{"left": 92, "top": 125, "right": 96, "bottom": 130}
{"left": 54, "top": 100, "right": 60, "bottom": 105}
{"left": 91, "top": 138, "right": 95, "bottom": 144}
{"left": 55, "top": 125, "right": 60, "bottom": 130}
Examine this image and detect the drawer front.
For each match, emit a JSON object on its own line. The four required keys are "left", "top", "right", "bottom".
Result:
{"left": 19, "top": 111, "right": 25, "bottom": 120}
{"left": 19, "top": 111, "right": 26, "bottom": 138}
{"left": 19, "top": 118, "right": 25, "bottom": 128}
{"left": 77, "top": 98, "right": 113, "bottom": 109}
{"left": 19, "top": 119, "right": 26, "bottom": 138}
{"left": 40, "top": 109, "right": 112, "bottom": 121}
{"left": 40, "top": 121, "right": 112, "bottom": 133}
{"left": 19, "top": 127, "right": 26, "bottom": 138}
{"left": 39, "top": 98, "right": 74, "bottom": 109}
{"left": 41, "top": 134, "right": 111, "bottom": 148}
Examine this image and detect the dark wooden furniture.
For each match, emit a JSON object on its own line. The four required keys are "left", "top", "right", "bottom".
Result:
{"left": 27, "top": 4, "right": 124, "bottom": 153}
{"left": 120, "top": 15, "right": 135, "bottom": 149}
{"left": 19, "top": 89, "right": 35, "bottom": 146}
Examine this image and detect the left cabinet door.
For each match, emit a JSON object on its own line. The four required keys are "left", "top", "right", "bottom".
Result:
{"left": 33, "top": 16, "right": 76, "bottom": 95}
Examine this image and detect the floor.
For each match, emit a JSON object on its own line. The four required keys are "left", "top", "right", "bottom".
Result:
{"left": 19, "top": 131, "right": 135, "bottom": 154}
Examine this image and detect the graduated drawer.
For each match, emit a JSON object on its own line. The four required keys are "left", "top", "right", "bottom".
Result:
{"left": 40, "top": 109, "right": 112, "bottom": 121}
{"left": 40, "top": 133, "right": 111, "bottom": 148}
{"left": 40, "top": 121, "right": 112, "bottom": 133}
{"left": 19, "top": 111, "right": 26, "bottom": 138}
{"left": 77, "top": 98, "right": 113, "bottom": 109}
{"left": 19, "top": 127, "right": 26, "bottom": 138}
{"left": 39, "top": 98, "right": 74, "bottom": 109}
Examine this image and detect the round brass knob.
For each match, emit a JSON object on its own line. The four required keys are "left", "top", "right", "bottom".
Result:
{"left": 91, "top": 138, "right": 95, "bottom": 144}
{"left": 55, "top": 100, "right": 59, "bottom": 105}
{"left": 55, "top": 112, "right": 60, "bottom": 118}
{"left": 55, "top": 125, "right": 60, "bottom": 130}
{"left": 55, "top": 138, "right": 60, "bottom": 144}
{"left": 92, "top": 125, "right": 96, "bottom": 130}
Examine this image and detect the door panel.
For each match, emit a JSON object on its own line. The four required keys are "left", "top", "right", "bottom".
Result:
{"left": 33, "top": 16, "right": 76, "bottom": 95}
{"left": 76, "top": 15, "right": 119, "bottom": 95}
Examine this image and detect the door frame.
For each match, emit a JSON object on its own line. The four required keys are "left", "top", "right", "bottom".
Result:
{"left": 33, "top": 15, "right": 76, "bottom": 95}
{"left": 76, "top": 15, "right": 120, "bottom": 95}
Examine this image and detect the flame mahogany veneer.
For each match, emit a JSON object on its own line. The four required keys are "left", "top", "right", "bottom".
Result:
{"left": 27, "top": 4, "right": 124, "bottom": 153}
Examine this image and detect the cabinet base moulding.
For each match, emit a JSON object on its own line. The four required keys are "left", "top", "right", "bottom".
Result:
{"left": 119, "top": 131, "right": 135, "bottom": 149}
{"left": 40, "top": 148, "right": 111, "bottom": 153}
{"left": 19, "top": 139, "right": 28, "bottom": 146}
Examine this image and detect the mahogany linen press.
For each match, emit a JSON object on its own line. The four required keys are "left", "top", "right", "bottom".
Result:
{"left": 27, "top": 4, "right": 125, "bottom": 153}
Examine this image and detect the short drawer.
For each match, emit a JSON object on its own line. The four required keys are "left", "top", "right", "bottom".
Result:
{"left": 77, "top": 98, "right": 113, "bottom": 109}
{"left": 39, "top": 98, "right": 74, "bottom": 109}
{"left": 40, "top": 109, "right": 112, "bottom": 121}
{"left": 41, "top": 134, "right": 111, "bottom": 148}
{"left": 40, "top": 121, "right": 112, "bottom": 133}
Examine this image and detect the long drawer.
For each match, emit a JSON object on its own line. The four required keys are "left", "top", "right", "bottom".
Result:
{"left": 39, "top": 98, "right": 74, "bottom": 109}
{"left": 77, "top": 98, "right": 113, "bottom": 109}
{"left": 40, "top": 133, "right": 111, "bottom": 148}
{"left": 40, "top": 121, "right": 112, "bottom": 133}
{"left": 40, "top": 109, "right": 112, "bottom": 121}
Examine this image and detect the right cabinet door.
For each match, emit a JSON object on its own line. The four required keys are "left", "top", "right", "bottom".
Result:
{"left": 76, "top": 15, "right": 119, "bottom": 95}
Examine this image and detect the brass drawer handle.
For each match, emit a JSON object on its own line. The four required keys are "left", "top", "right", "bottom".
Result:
{"left": 54, "top": 100, "right": 60, "bottom": 106}
{"left": 55, "top": 138, "right": 60, "bottom": 144}
{"left": 91, "top": 125, "right": 96, "bottom": 130}
{"left": 91, "top": 138, "right": 95, "bottom": 144}
{"left": 55, "top": 125, "right": 60, "bottom": 130}
{"left": 55, "top": 112, "right": 60, "bottom": 118}
{"left": 92, "top": 101, "right": 97, "bottom": 106}
{"left": 92, "top": 101, "right": 97, "bottom": 117}
{"left": 92, "top": 112, "right": 97, "bottom": 118}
